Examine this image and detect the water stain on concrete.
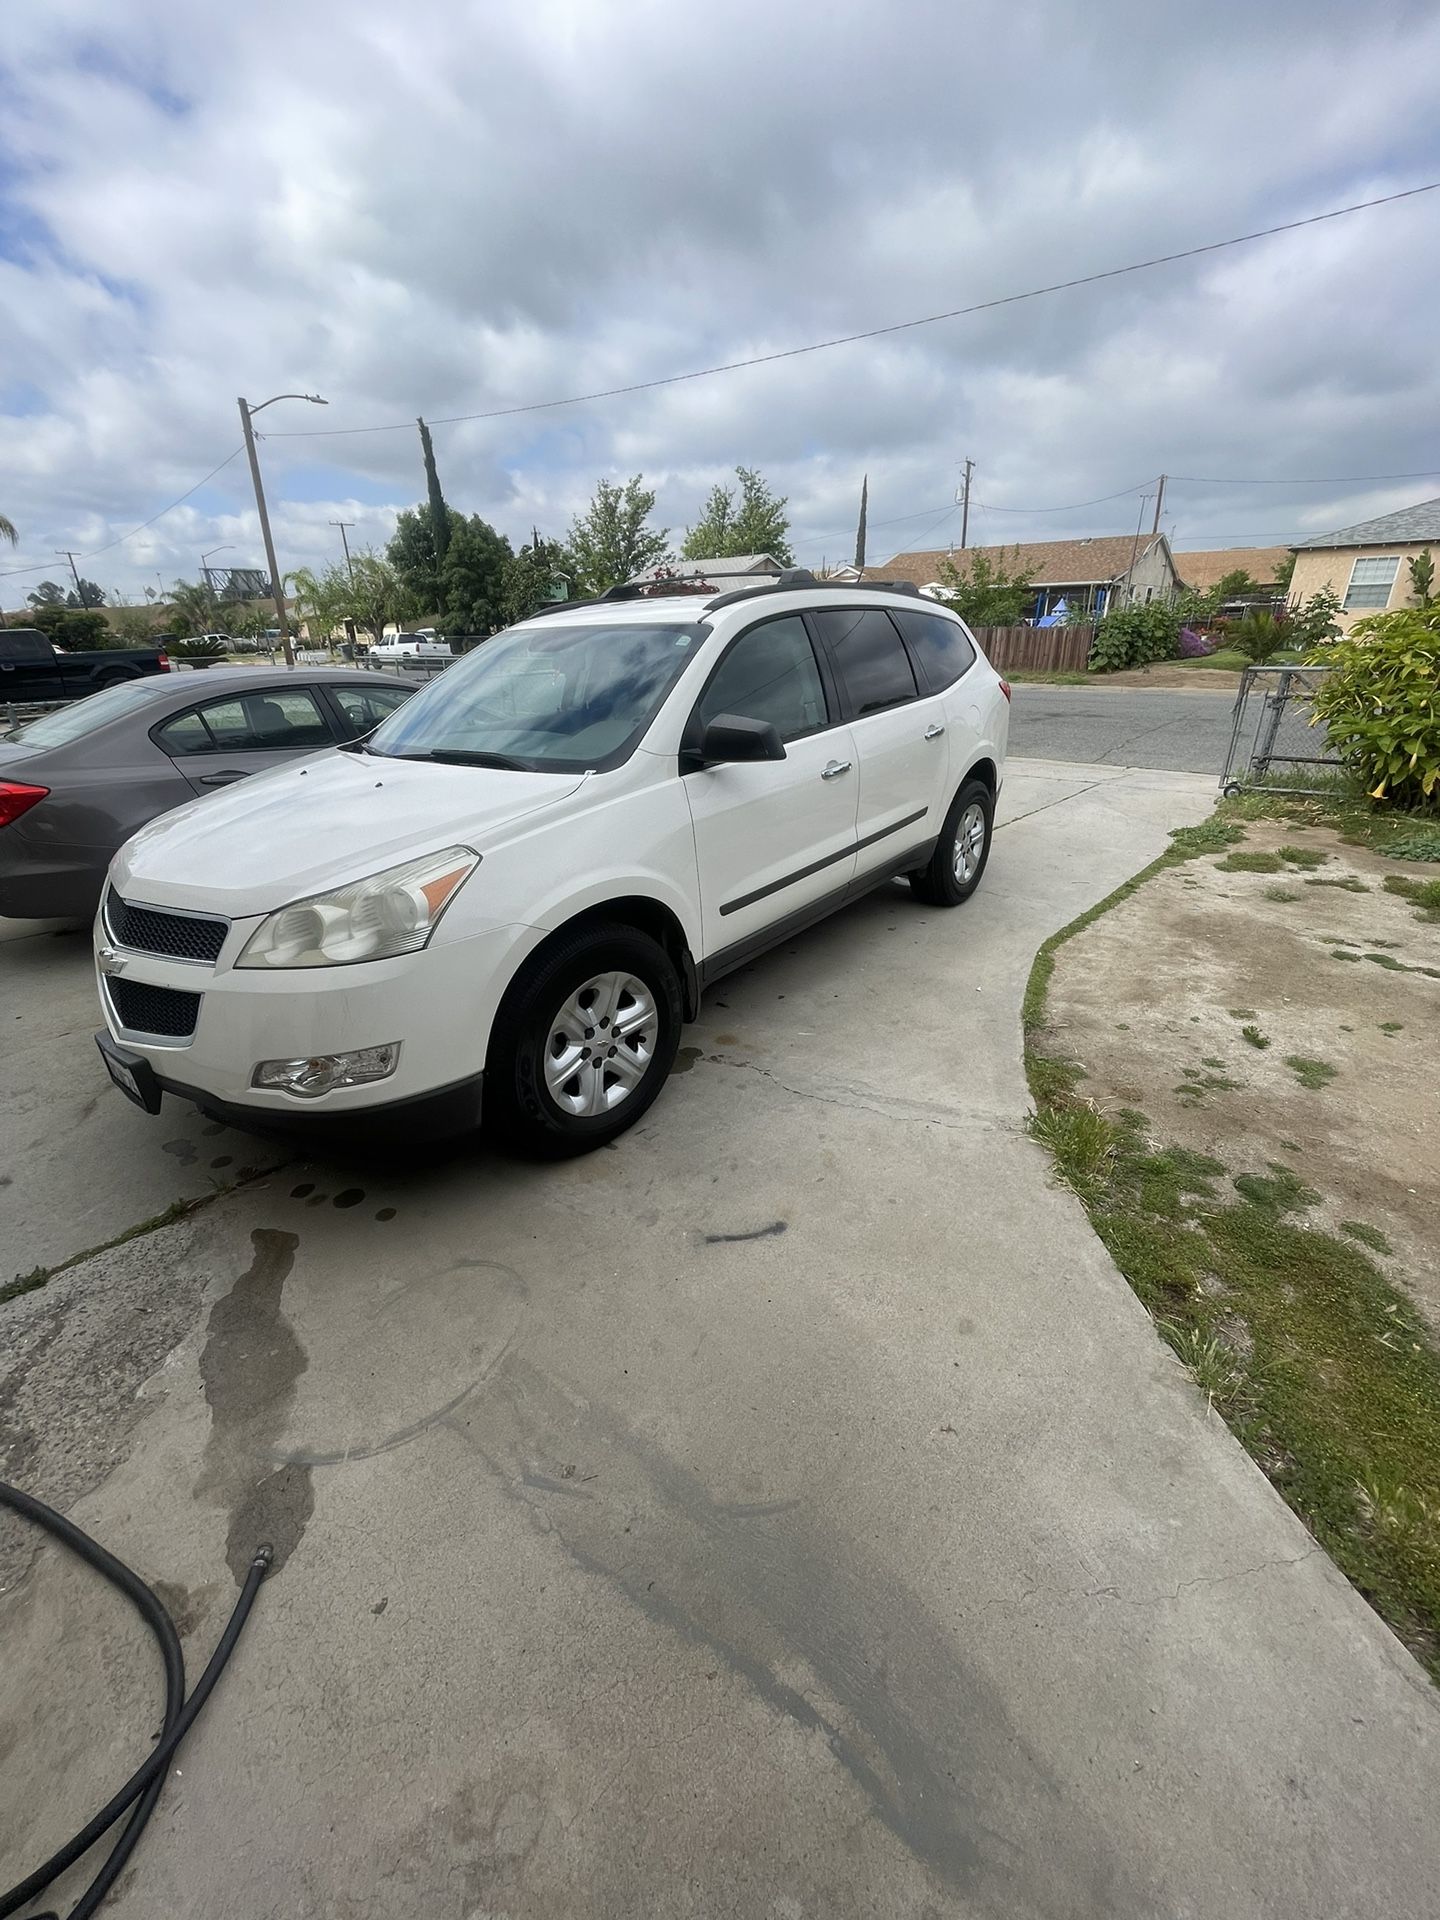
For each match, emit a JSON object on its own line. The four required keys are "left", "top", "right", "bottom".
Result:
{"left": 196, "top": 1228, "right": 312, "bottom": 1582}
{"left": 162, "top": 1138, "right": 198, "bottom": 1166}
{"left": 670, "top": 1045, "right": 704, "bottom": 1075}
{"left": 703, "top": 1220, "right": 787, "bottom": 1245}
{"left": 332, "top": 1188, "right": 365, "bottom": 1208}
{"left": 375, "top": 1207, "right": 397, "bottom": 1222}
{"left": 290, "top": 1183, "right": 315, "bottom": 1199}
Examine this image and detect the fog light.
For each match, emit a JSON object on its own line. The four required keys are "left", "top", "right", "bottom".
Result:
{"left": 252, "top": 1043, "right": 400, "bottom": 1099}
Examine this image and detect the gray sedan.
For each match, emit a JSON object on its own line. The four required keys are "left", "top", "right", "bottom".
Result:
{"left": 0, "top": 666, "right": 420, "bottom": 919}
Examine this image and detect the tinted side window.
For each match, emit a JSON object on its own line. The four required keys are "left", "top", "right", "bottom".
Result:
{"left": 891, "top": 608, "right": 976, "bottom": 692}
{"left": 155, "top": 687, "right": 334, "bottom": 755}
{"left": 0, "top": 631, "right": 50, "bottom": 662}
{"left": 699, "top": 616, "right": 828, "bottom": 742}
{"left": 812, "top": 609, "right": 917, "bottom": 716}
{"left": 330, "top": 684, "right": 414, "bottom": 736}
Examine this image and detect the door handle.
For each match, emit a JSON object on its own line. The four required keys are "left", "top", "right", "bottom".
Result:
{"left": 820, "top": 759, "right": 852, "bottom": 780}
{"left": 197, "top": 770, "right": 247, "bottom": 786}
{"left": 924, "top": 723, "right": 946, "bottom": 740}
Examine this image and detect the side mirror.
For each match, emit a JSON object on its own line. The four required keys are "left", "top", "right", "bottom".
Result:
{"left": 686, "top": 713, "right": 786, "bottom": 770}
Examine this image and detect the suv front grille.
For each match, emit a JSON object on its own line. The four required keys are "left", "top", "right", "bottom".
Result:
{"left": 106, "top": 888, "right": 227, "bottom": 963}
{"left": 107, "top": 978, "right": 201, "bottom": 1039}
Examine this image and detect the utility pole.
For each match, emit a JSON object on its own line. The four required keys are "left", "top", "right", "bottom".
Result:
{"left": 237, "top": 392, "right": 327, "bottom": 668}
{"left": 1151, "top": 473, "right": 1166, "bottom": 538}
{"left": 853, "top": 474, "right": 868, "bottom": 572}
{"left": 959, "top": 459, "right": 975, "bottom": 550}
{"left": 329, "top": 520, "right": 356, "bottom": 581}
{"left": 56, "top": 549, "right": 83, "bottom": 601}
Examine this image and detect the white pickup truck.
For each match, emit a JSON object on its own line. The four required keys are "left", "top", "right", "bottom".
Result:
{"left": 368, "top": 634, "right": 453, "bottom": 664}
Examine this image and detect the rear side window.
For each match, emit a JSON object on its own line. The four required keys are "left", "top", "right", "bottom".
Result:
{"left": 698, "top": 616, "right": 828, "bottom": 742}
{"left": 812, "top": 608, "right": 917, "bottom": 717}
{"left": 155, "top": 687, "right": 335, "bottom": 755}
{"left": 330, "top": 683, "right": 414, "bottom": 736}
{"left": 891, "top": 608, "right": 976, "bottom": 692}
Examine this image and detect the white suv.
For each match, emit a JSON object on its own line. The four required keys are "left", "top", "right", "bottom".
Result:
{"left": 94, "top": 575, "right": 1009, "bottom": 1153}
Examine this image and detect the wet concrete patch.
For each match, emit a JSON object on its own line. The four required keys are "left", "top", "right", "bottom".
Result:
{"left": 332, "top": 1188, "right": 365, "bottom": 1209}
{"left": 670, "top": 1045, "right": 704, "bottom": 1075}
{"left": 162, "top": 1138, "right": 198, "bottom": 1166}
{"left": 197, "top": 1227, "right": 312, "bottom": 1580}
{"left": 704, "top": 1221, "right": 787, "bottom": 1245}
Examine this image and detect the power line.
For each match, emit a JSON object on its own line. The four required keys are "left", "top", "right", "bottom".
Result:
{"left": 0, "top": 446, "right": 245, "bottom": 579}
{"left": 1168, "top": 470, "right": 1440, "bottom": 485}
{"left": 974, "top": 481, "right": 1154, "bottom": 514}
{"left": 263, "top": 182, "right": 1440, "bottom": 441}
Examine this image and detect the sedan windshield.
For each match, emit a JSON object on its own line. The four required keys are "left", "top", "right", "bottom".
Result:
{"left": 367, "top": 620, "right": 703, "bottom": 773}
{"left": 5, "top": 677, "right": 176, "bottom": 747}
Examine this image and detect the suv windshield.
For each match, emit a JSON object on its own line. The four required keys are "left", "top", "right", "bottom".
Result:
{"left": 367, "top": 620, "right": 703, "bottom": 773}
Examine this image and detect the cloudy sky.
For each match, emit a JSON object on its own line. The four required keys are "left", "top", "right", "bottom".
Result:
{"left": 2, "top": 0, "right": 1438, "bottom": 606}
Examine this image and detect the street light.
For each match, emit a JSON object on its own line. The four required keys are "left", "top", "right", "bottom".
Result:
{"left": 237, "top": 392, "right": 327, "bottom": 666}
{"left": 201, "top": 545, "right": 233, "bottom": 617}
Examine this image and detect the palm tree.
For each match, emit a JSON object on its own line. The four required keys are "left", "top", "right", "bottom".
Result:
{"left": 0, "top": 514, "right": 16, "bottom": 546}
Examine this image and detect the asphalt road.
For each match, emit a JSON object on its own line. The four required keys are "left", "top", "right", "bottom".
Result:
{"left": 1010, "top": 684, "right": 1235, "bottom": 774}
{"left": 5, "top": 759, "right": 1439, "bottom": 1920}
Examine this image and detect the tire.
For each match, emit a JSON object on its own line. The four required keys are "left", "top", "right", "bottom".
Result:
{"left": 485, "top": 923, "right": 683, "bottom": 1157}
{"left": 909, "top": 777, "right": 994, "bottom": 907}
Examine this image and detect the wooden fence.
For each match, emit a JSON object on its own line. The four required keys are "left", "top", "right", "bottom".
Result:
{"left": 971, "top": 623, "right": 1093, "bottom": 674}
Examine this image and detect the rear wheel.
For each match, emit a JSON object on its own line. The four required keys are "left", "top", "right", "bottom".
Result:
{"left": 486, "top": 923, "right": 682, "bottom": 1156}
{"left": 909, "top": 778, "right": 993, "bottom": 907}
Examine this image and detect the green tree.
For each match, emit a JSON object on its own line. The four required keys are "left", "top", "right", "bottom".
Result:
{"left": 109, "top": 605, "right": 160, "bottom": 645}
{"left": 681, "top": 466, "right": 793, "bottom": 565}
{"left": 1274, "top": 553, "right": 1296, "bottom": 593}
{"left": 386, "top": 505, "right": 451, "bottom": 617}
{"left": 1210, "top": 568, "right": 1261, "bottom": 602}
{"left": 66, "top": 577, "right": 106, "bottom": 608}
{"left": 1309, "top": 606, "right": 1440, "bottom": 807}
{"left": 933, "top": 547, "right": 1035, "bottom": 627}
{"left": 441, "top": 515, "right": 512, "bottom": 634}
{"left": 290, "top": 554, "right": 407, "bottom": 644}
{"left": 286, "top": 563, "right": 352, "bottom": 644}
{"left": 418, "top": 417, "right": 450, "bottom": 572}
{"left": 564, "top": 476, "right": 670, "bottom": 593}
{"left": 1290, "top": 586, "right": 1343, "bottom": 651}
{"left": 1407, "top": 548, "right": 1436, "bottom": 608}
{"left": 501, "top": 536, "right": 570, "bottom": 625}
{"left": 31, "top": 604, "right": 112, "bottom": 648}
{"left": 27, "top": 579, "right": 67, "bottom": 607}
{"left": 168, "top": 580, "right": 219, "bottom": 635}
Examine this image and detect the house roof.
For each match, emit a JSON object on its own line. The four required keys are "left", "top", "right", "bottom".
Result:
{"left": 633, "top": 553, "right": 785, "bottom": 579}
{"left": 1295, "top": 498, "right": 1440, "bottom": 550}
{"left": 1173, "top": 546, "right": 1290, "bottom": 591}
{"left": 871, "top": 535, "right": 1164, "bottom": 589}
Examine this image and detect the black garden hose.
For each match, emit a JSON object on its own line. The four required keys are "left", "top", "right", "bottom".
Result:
{"left": 0, "top": 1481, "right": 270, "bottom": 1920}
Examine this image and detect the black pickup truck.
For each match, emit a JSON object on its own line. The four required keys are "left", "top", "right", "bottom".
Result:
{"left": 0, "top": 627, "right": 172, "bottom": 702}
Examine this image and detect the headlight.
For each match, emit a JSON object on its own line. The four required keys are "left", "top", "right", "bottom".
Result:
{"left": 237, "top": 846, "right": 478, "bottom": 969}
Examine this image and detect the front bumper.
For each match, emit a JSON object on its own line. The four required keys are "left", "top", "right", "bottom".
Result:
{"left": 96, "top": 1029, "right": 485, "bottom": 1141}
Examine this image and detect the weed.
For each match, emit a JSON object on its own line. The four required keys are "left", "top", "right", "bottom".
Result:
{"left": 1330, "top": 948, "right": 1364, "bottom": 962}
{"left": 1241, "top": 1025, "right": 1270, "bottom": 1049}
{"left": 1342, "top": 1221, "right": 1394, "bottom": 1255}
{"left": 1029, "top": 1102, "right": 1118, "bottom": 1207}
{"left": 1160, "top": 1321, "right": 1244, "bottom": 1408}
{"left": 1279, "top": 1139, "right": 1302, "bottom": 1152}
{"left": 1383, "top": 874, "right": 1440, "bottom": 922}
{"left": 1227, "top": 1007, "right": 1257, "bottom": 1019}
{"left": 1265, "top": 887, "right": 1300, "bottom": 903}
{"left": 1286, "top": 1055, "right": 1337, "bottom": 1091}
{"left": 1201, "top": 1055, "right": 1226, "bottom": 1068}
{"left": 1304, "top": 875, "right": 1369, "bottom": 892}
{"left": 1169, "top": 818, "right": 1247, "bottom": 858}
{"left": 1366, "top": 952, "right": 1405, "bottom": 971}
{"left": 1380, "top": 1021, "right": 1403, "bottom": 1035}
{"left": 1279, "top": 845, "right": 1328, "bottom": 869}
{"left": 1027, "top": 1053, "right": 1086, "bottom": 1104}
{"left": 1369, "top": 938, "right": 1402, "bottom": 949}
{"left": 1217, "top": 850, "right": 1283, "bottom": 873}
{"left": 1380, "top": 824, "right": 1440, "bottom": 863}
{"left": 4, "top": 1194, "right": 215, "bottom": 1304}
{"left": 1232, "top": 1165, "right": 1320, "bottom": 1214}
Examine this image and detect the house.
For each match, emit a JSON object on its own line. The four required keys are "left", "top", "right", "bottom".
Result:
{"left": 867, "top": 534, "right": 1180, "bottom": 620}
{"left": 1288, "top": 499, "right": 1440, "bottom": 630}
{"left": 1173, "top": 547, "right": 1290, "bottom": 602}
{"left": 631, "top": 554, "right": 789, "bottom": 583}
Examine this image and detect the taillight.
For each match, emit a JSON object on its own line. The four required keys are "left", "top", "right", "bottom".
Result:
{"left": 0, "top": 781, "right": 49, "bottom": 828}
{"left": 999, "top": 677, "right": 1012, "bottom": 702}
{"left": 157, "top": 650, "right": 170, "bottom": 671}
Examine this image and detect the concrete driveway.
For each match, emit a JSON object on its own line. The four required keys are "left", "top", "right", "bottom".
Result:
{"left": 3, "top": 758, "right": 1438, "bottom": 1920}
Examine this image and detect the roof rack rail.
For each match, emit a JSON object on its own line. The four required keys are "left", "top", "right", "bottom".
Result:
{"left": 703, "top": 573, "right": 925, "bottom": 613}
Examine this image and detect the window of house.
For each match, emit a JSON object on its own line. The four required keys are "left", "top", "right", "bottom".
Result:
{"left": 1344, "top": 556, "right": 1398, "bottom": 611}
{"left": 812, "top": 608, "right": 918, "bottom": 716}
{"left": 698, "top": 616, "right": 828, "bottom": 742}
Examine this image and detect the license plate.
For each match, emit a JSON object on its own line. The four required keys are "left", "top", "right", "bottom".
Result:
{"left": 103, "top": 1050, "right": 144, "bottom": 1104}
{"left": 96, "top": 1033, "right": 163, "bottom": 1112}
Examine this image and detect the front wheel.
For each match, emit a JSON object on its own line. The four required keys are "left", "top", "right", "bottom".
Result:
{"left": 486, "top": 924, "right": 683, "bottom": 1156}
{"left": 909, "top": 778, "right": 994, "bottom": 907}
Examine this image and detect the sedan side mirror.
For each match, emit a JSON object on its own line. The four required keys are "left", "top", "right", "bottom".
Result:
{"left": 687, "top": 713, "right": 786, "bottom": 770}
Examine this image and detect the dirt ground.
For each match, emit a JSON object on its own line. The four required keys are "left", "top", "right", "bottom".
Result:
{"left": 1043, "top": 819, "right": 1440, "bottom": 1331}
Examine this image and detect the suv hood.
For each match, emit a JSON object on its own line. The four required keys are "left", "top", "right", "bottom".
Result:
{"left": 111, "top": 749, "right": 588, "bottom": 914}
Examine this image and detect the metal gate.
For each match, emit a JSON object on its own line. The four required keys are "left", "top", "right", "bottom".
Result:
{"left": 1221, "top": 664, "right": 1341, "bottom": 794}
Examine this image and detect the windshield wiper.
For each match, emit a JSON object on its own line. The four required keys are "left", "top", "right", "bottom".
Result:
{"left": 390, "top": 747, "right": 532, "bottom": 770}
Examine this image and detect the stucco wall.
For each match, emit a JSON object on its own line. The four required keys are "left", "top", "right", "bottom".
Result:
{"left": 1117, "top": 539, "right": 1179, "bottom": 607}
{"left": 1289, "top": 543, "right": 1434, "bottom": 631}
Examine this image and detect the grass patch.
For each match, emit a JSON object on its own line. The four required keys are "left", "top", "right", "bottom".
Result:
{"left": 1264, "top": 887, "right": 1299, "bottom": 903}
{"left": 1023, "top": 818, "right": 1440, "bottom": 1680}
{"left": 1304, "top": 875, "right": 1368, "bottom": 892}
{"left": 1214, "top": 786, "right": 1440, "bottom": 864}
{"left": 1330, "top": 947, "right": 1363, "bottom": 962}
{"left": 1342, "top": 1220, "right": 1395, "bottom": 1256}
{"left": 1227, "top": 1007, "right": 1257, "bottom": 1019}
{"left": 1286, "top": 1055, "right": 1337, "bottom": 1091}
{"left": 1279, "top": 844, "right": 1328, "bottom": 869}
{"left": 1171, "top": 648, "right": 1252, "bottom": 671}
{"left": 1379, "top": 1021, "right": 1403, "bottom": 1034}
{"left": 1241, "top": 1024, "right": 1270, "bottom": 1049}
{"left": 1216, "top": 850, "right": 1283, "bottom": 873}
{"left": 1383, "top": 874, "right": 1440, "bottom": 922}
{"left": 1004, "top": 669, "right": 1092, "bottom": 686}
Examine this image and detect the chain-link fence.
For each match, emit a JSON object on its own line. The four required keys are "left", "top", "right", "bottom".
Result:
{"left": 1221, "top": 664, "right": 1341, "bottom": 795}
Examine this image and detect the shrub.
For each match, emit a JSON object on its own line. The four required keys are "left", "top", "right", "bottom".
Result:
{"left": 1233, "top": 608, "right": 1291, "bottom": 663}
{"left": 1308, "top": 607, "right": 1440, "bottom": 808}
{"left": 170, "top": 636, "right": 228, "bottom": 660}
{"left": 1178, "top": 626, "right": 1215, "bottom": 658}
{"left": 1088, "top": 600, "right": 1179, "bottom": 672}
{"left": 1289, "top": 586, "right": 1343, "bottom": 650}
